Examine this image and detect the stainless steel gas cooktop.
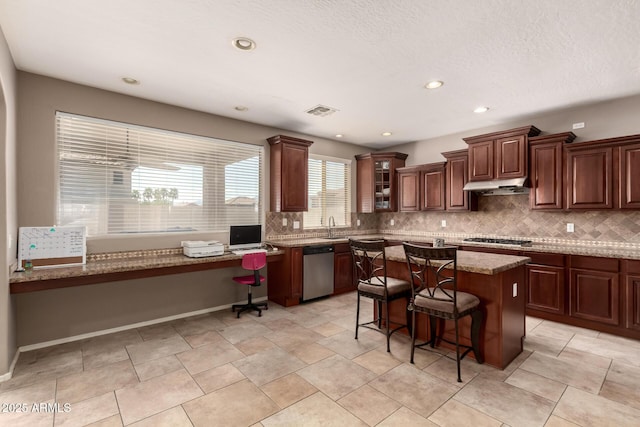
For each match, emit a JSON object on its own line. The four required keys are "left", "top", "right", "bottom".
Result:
{"left": 463, "top": 237, "right": 533, "bottom": 246}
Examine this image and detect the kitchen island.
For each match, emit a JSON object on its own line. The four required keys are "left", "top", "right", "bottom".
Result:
{"left": 383, "top": 245, "right": 530, "bottom": 369}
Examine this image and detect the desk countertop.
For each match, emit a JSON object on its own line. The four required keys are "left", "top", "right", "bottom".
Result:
{"left": 9, "top": 248, "right": 284, "bottom": 293}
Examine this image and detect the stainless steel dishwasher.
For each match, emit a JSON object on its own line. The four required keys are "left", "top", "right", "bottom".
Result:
{"left": 302, "top": 245, "right": 335, "bottom": 301}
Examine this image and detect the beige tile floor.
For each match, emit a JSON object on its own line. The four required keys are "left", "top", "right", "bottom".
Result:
{"left": 2, "top": 291, "right": 640, "bottom": 426}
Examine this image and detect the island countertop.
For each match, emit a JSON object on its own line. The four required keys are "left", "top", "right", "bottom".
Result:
{"left": 384, "top": 245, "right": 531, "bottom": 275}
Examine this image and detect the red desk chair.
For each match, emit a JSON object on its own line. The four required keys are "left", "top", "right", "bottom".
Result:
{"left": 231, "top": 252, "right": 269, "bottom": 318}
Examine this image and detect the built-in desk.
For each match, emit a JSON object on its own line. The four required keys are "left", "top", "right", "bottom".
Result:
{"left": 9, "top": 248, "right": 284, "bottom": 294}
{"left": 383, "top": 245, "right": 530, "bottom": 369}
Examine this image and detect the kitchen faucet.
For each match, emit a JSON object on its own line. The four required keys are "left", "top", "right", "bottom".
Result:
{"left": 328, "top": 216, "right": 336, "bottom": 238}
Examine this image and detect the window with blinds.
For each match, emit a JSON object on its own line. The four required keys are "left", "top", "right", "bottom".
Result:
{"left": 304, "top": 155, "right": 351, "bottom": 228}
{"left": 56, "top": 112, "right": 264, "bottom": 236}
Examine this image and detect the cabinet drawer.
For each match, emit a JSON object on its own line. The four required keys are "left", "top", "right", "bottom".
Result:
{"left": 523, "top": 252, "right": 566, "bottom": 267}
{"left": 622, "top": 259, "right": 640, "bottom": 274}
{"left": 333, "top": 243, "right": 351, "bottom": 254}
{"left": 571, "top": 255, "right": 618, "bottom": 272}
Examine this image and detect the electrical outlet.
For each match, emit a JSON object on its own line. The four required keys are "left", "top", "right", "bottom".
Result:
{"left": 567, "top": 223, "right": 575, "bottom": 232}
{"left": 512, "top": 283, "right": 518, "bottom": 297}
{"left": 282, "top": 218, "right": 287, "bottom": 227}
{"left": 572, "top": 122, "right": 585, "bottom": 130}
{"left": 441, "top": 219, "right": 447, "bottom": 227}
{"left": 356, "top": 219, "right": 361, "bottom": 226}
{"left": 390, "top": 219, "right": 395, "bottom": 226}
{"left": 293, "top": 221, "right": 300, "bottom": 229}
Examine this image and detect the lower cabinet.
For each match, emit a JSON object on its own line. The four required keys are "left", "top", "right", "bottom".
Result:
{"left": 334, "top": 243, "right": 356, "bottom": 294}
{"left": 525, "top": 253, "right": 566, "bottom": 315}
{"left": 569, "top": 256, "right": 620, "bottom": 326}
{"left": 623, "top": 260, "right": 640, "bottom": 331}
{"left": 267, "top": 247, "right": 303, "bottom": 307}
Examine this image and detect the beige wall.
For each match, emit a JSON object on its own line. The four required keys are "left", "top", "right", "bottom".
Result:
{"left": 0, "top": 26, "right": 17, "bottom": 376}
{"left": 389, "top": 94, "right": 640, "bottom": 166}
{"left": 14, "top": 72, "right": 368, "bottom": 346}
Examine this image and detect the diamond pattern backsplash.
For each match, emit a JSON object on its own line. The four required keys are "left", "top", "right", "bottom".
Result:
{"left": 267, "top": 195, "right": 640, "bottom": 245}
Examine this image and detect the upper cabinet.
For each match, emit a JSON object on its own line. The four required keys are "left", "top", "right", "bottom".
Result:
{"left": 618, "top": 142, "right": 640, "bottom": 209}
{"left": 565, "top": 134, "right": 640, "bottom": 210}
{"left": 464, "top": 126, "right": 541, "bottom": 182}
{"left": 268, "top": 135, "right": 313, "bottom": 212}
{"left": 442, "top": 149, "right": 477, "bottom": 211}
{"left": 355, "top": 152, "right": 407, "bottom": 213}
{"left": 529, "top": 132, "right": 576, "bottom": 210}
{"left": 397, "top": 163, "right": 446, "bottom": 212}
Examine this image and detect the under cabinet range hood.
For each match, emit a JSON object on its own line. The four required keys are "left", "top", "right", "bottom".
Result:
{"left": 463, "top": 177, "right": 529, "bottom": 195}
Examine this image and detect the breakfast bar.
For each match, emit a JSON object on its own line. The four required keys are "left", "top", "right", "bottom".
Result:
{"left": 383, "top": 245, "right": 531, "bottom": 369}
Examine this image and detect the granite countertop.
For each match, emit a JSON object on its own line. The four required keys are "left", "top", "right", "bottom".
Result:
{"left": 10, "top": 248, "right": 284, "bottom": 284}
{"left": 267, "top": 233, "right": 640, "bottom": 260}
{"left": 384, "top": 245, "right": 531, "bottom": 275}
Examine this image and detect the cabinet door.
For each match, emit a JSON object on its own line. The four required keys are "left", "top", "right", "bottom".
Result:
{"left": 626, "top": 274, "right": 640, "bottom": 331}
{"left": 619, "top": 143, "right": 640, "bottom": 209}
{"left": 421, "top": 169, "right": 445, "bottom": 210}
{"left": 570, "top": 268, "right": 620, "bottom": 325}
{"left": 398, "top": 171, "right": 420, "bottom": 212}
{"left": 334, "top": 251, "right": 355, "bottom": 294}
{"left": 289, "top": 247, "right": 304, "bottom": 302}
{"left": 527, "top": 264, "right": 565, "bottom": 314}
{"left": 496, "top": 135, "right": 526, "bottom": 179}
{"left": 280, "top": 143, "right": 308, "bottom": 211}
{"left": 356, "top": 157, "right": 374, "bottom": 213}
{"left": 566, "top": 147, "right": 613, "bottom": 209}
{"left": 468, "top": 140, "right": 494, "bottom": 181}
{"left": 530, "top": 141, "right": 563, "bottom": 210}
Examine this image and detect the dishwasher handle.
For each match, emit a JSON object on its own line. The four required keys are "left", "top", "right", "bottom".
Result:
{"left": 303, "top": 245, "right": 334, "bottom": 255}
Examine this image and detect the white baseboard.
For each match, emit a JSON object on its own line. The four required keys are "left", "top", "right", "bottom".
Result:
{"left": 0, "top": 348, "right": 21, "bottom": 382}
{"left": 18, "top": 296, "right": 268, "bottom": 353}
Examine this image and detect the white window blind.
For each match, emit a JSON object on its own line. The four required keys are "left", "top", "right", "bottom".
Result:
{"left": 56, "top": 112, "right": 263, "bottom": 236}
{"left": 304, "top": 155, "right": 351, "bottom": 228}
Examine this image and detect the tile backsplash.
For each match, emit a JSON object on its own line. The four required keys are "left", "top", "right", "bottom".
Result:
{"left": 267, "top": 195, "right": 640, "bottom": 245}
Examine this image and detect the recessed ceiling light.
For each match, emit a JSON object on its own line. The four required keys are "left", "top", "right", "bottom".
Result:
{"left": 232, "top": 37, "right": 256, "bottom": 51}
{"left": 122, "top": 77, "right": 139, "bottom": 85}
{"left": 381, "top": 132, "right": 392, "bottom": 136}
{"left": 425, "top": 80, "right": 444, "bottom": 89}
{"left": 335, "top": 134, "right": 343, "bottom": 138}
{"left": 234, "top": 106, "right": 248, "bottom": 112}
{"left": 474, "top": 106, "right": 490, "bottom": 113}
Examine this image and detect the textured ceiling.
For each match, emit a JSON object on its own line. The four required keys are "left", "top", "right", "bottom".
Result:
{"left": 1, "top": 0, "right": 639, "bottom": 148}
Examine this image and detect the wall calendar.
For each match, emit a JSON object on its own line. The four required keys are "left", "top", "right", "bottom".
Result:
{"left": 17, "top": 226, "right": 86, "bottom": 271}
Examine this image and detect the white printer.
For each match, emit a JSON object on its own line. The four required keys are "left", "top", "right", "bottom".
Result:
{"left": 182, "top": 240, "right": 225, "bottom": 258}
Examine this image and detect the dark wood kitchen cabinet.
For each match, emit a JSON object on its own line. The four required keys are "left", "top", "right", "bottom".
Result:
{"left": 397, "top": 163, "right": 445, "bottom": 212}
{"left": 565, "top": 144, "right": 614, "bottom": 210}
{"left": 268, "top": 135, "right": 313, "bottom": 212}
{"left": 618, "top": 142, "right": 640, "bottom": 209}
{"left": 569, "top": 256, "right": 620, "bottom": 326}
{"left": 355, "top": 152, "right": 407, "bottom": 213}
{"left": 524, "top": 252, "right": 566, "bottom": 315}
{"left": 333, "top": 243, "right": 356, "bottom": 294}
{"left": 464, "top": 126, "right": 541, "bottom": 182}
{"left": 622, "top": 260, "right": 640, "bottom": 331}
{"left": 529, "top": 132, "right": 576, "bottom": 210}
{"left": 442, "top": 149, "right": 477, "bottom": 211}
{"left": 267, "top": 246, "right": 303, "bottom": 307}
{"left": 564, "top": 134, "right": 640, "bottom": 210}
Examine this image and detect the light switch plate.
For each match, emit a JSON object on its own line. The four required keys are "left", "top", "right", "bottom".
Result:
{"left": 512, "top": 283, "right": 518, "bottom": 297}
{"left": 567, "top": 223, "right": 575, "bottom": 232}
{"left": 282, "top": 218, "right": 287, "bottom": 227}
{"left": 356, "top": 219, "right": 361, "bottom": 226}
{"left": 293, "top": 221, "right": 300, "bottom": 229}
{"left": 390, "top": 219, "right": 395, "bottom": 226}
{"left": 441, "top": 220, "right": 447, "bottom": 227}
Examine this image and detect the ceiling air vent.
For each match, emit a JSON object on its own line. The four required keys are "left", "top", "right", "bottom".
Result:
{"left": 305, "top": 104, "right": 338, "bottom": 117}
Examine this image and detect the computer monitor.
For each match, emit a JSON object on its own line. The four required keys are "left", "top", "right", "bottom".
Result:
{"left": 229, "top": 224, "right": 262, "bottom": 251}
